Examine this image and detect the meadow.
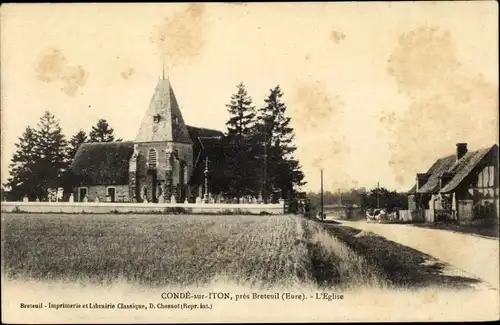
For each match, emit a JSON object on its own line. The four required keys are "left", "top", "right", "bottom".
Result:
{"left": 1, "top": 213, "right": 388, "bottom": 290}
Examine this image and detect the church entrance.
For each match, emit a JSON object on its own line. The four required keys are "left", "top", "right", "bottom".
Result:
{"left": 151, "top": 172, "right": 157, "bottom": 203}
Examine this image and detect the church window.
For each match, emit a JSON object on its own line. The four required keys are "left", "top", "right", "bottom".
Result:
{"left": 148, "top": 149, "right": 158, "bottom": 168}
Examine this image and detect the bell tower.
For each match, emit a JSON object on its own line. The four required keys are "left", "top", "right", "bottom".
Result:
{"left": 128, "top": 74, "right": 193, "bottom": 203}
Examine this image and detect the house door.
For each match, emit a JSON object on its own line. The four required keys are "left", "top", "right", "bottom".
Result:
{"left": 457, "top": 200, "right": 473, "bottom": 223}
{"left": 78, "top": 188, "right": 87, "bottom": 202}
{"left": 107, "top": 187, "right": 116, "bottom": 202}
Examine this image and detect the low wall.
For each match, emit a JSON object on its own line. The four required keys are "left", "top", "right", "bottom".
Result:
{"left": 0, "top": 202, "right": 285, "bottom": 215}
{"left": 399, "top": 209, "right": 425, "bottom": 222}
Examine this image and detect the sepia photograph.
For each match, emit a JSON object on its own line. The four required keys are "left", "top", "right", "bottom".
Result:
{"left": 1, "top": 2, "right": 499, "bottom": 323}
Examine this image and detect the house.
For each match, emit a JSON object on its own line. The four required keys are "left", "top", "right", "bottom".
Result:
{"left": 407, "top": 143, "right": 499, "bottom": 225}
{"left": 70, "top": 75, "right": 226, "bottom": 203}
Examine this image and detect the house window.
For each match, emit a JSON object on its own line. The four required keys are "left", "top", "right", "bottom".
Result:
{"left": 148, "top": 149, "right": 158, "bottom": 168}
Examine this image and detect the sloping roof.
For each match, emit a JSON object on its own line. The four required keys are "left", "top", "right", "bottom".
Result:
{"left": 186, "top": 125, "right": 225, "bottom": 175}
{"left": 135, "top": 77, "right": 192, "bottom": 144}
{"left": 71, "top": 142, "right": 134, "bottom": 185}
{"left": 440, "top": 146, "right": 495, "bottom": 193}
{"left": 187, "top": 125, "right": 224, "bottom": 139}
{"left": 409, "top": 144, "right": 498, "bottom": 195}
{"left": 416, "top": 155, "right": 457, "bottom": 194}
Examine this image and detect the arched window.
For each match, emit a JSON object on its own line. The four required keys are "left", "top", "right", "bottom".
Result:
{"left": 148, "top": 149, "right": 158, "bottom": 168}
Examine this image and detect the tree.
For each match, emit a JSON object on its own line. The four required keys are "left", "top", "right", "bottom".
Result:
{"left": 360, "top": 186, "right": 408, "bottom": 212}
{"left": 59, "top": 129, "right": 88, "bottom": 197}
{"left": 88, "top": 119, "right": 121, "bottom": 142}
{"left": 256, "top": 86, "right": 305, "bottom": 202}
{"left": 5, "top": 126, "right": 39, "bottom": 200}
{"left": 67, "top": 130, "right": 88, "bottom": 161}
{"left": 33, "top": 111, "right": 69, "bottom": 200}
{"left": 224, "top": 83, "right": 259, "bottom": 201}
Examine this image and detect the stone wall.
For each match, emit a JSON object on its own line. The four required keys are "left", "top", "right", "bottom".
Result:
{"left": 133, "top": 142, "right": 193, "bottom": 203}
{"left": 1, "top": 202, "right": 285, "bottom": 215}
{"left": 73, "top": 185, "right": 130, "bottom": 203}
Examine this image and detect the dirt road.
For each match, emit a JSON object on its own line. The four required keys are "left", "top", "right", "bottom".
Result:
{"left": 337, "top": 219, "right": 499, "bottom": 290}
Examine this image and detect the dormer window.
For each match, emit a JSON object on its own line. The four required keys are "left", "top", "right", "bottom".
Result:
{"left": 153, "top": 114, "right": 161, "bottom": 123}
{"left": 173, "top": 116, "right": 179, "bottom": 124}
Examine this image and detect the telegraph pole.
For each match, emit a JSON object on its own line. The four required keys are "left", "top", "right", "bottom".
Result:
{"left": 320, "top": 169, "right": 324, "bottom": 220}
{"left": 263, "top": 121, "right": 267, "bottom": 204}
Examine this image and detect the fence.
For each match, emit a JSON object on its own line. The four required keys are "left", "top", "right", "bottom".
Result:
{"left": 1, "top": 201, "right": 286, "bottom": 215}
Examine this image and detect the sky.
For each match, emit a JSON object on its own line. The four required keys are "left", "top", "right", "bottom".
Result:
{"left": 1, "top": 2, "right": 498, "bottom": 193}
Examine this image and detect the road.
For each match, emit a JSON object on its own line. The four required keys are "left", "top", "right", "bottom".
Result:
{"left": 335, "top": 219, "right": 500, "bottom": 290}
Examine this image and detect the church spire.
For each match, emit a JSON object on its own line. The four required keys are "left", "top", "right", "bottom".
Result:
{"left": 134, "top": 76, "right": 192, "bottom": 144}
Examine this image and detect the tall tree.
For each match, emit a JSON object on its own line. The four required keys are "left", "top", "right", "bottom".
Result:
{"left": 224, "top": 83, "right": 259, "bottom": 200}
{"left": 256, "top": 86, "right": 305, "bottom": 201}
{"left": 5, "top": 126, "right": 39, "bottom": 200}
{"left": 33, "top": 111, "right": 69, "bottom": 199}
{"left": 60, "top": 129, "right": 88, "bottom": 197}
{"left": 88, "top": 119, "right": 120, "bottom": 142}
{"left": 67, "top": 130, "right": 88, "bottom": 161}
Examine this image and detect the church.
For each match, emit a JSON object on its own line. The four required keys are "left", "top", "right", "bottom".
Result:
{"left": 70, "top": 75, "right": 226, "bottom": 203}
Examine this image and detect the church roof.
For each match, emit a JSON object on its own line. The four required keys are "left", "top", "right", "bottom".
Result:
{"left": 135, "top": 77, "right": 192, "bottom": 144}
{"left": 408, "top": 144, "right": 498, "bottom": 194}
{"left": 71, "top": 141, "right": 135, "bottom": 186}
{"left": 186, "top": 125, "right": 226, "bottom": 187}
{"left": 71, "top": 126, "right": 226, "bottom": 186}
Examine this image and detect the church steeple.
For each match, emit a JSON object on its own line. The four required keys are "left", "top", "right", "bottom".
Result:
{"left": 134, "top": 77, "right": 192, "bottom": 144}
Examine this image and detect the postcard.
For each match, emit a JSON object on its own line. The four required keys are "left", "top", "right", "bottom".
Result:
{"left": 1, "top": 2, "right": 499, "bottom": 323}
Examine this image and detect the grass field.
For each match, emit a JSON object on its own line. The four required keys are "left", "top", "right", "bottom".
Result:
{"left": 1, "top": 213, "right": 389, "bottom": 290}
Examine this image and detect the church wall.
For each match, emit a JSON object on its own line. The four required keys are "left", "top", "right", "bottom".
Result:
{"left": 73, "top": 185, "right": 130, "bottom": 202}
{"left": 132, "top": 141, "right": 193, "bottom": 202}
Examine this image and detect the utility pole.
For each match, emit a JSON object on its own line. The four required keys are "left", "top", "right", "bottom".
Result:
{"left": 320, "top": 169, "right": 324, "bottom": 221}
{"left": 263, "top": 121, "right": 267, "bottom": 204}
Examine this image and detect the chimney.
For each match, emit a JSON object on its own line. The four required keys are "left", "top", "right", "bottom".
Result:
{"left": 439, "top": 171, "right": 454, "bottom": 190}
{"left": 416, "top": 173, "right": 431, "bottom": 191}
{"left": 456, "top": 143, "right": 468, "bottom": 161}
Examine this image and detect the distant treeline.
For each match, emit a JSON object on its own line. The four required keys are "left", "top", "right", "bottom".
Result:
{"left": 307, "top": 187, "right": 408, "bottom": 212}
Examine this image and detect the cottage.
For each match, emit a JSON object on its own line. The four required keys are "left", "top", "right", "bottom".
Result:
{"left": 70, "top": 75, "right": 225, "bottom": 203}
{"left": 407, "top": 143, "right": 499, "bottom": 225}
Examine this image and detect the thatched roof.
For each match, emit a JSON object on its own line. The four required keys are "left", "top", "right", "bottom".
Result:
{"left": 71, "top": 141, "right": 135, "bottom": 185}
{"left": 408, "top": 144, "right": 498, "bottom": 195}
